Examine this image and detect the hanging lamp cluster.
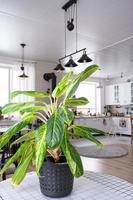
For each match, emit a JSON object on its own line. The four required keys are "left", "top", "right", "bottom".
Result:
{"left": 18, "top": 43, "right": 29, "bottom": 78}
{"left": 54, "top": 0, "right": 92, "bottom": 71}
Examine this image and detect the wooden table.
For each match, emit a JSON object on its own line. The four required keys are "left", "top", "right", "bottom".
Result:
{"left": 0, "top": 171, "right": 133, "bottom": 200}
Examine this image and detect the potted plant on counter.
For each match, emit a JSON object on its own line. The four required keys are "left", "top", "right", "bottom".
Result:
{"left": 0, "top": 65, "right": 105, "bottom": 198}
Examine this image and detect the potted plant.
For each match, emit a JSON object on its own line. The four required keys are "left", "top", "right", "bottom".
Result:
{"left": 0, "top": 65, "right": 105, "bottom": 198}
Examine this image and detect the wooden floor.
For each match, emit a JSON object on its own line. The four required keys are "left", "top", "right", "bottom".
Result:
{"left": 81, "top": 142, "right": 133, "bottom": 184}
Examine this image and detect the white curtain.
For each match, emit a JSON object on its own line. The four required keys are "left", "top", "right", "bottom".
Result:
{"left": 10, "top": 63, "right": 35, "bottom": 103}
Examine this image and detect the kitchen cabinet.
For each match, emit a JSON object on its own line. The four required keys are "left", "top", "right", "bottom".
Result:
{"left": 112, "top": 117, "right": 131, "bottom": 135}
{"left": 119, "top": 83, "right": 130, "bottom": 105}
{"left": 105, "top": 84, "right": 120, "bottom": 105}
{"left": 105, "top": 85, "right": 114, "bottom": 105}
{"left": 131, "top": 83, "right": 133, "bottom": 103}
{"left": 114, "top": 85, "right": 120, "bottom": 104}
{"left": 105, "top": 82, "right": 133, "bottom": 105}
{"left": 119, "top": 82, "right": 133, "bottom": 105}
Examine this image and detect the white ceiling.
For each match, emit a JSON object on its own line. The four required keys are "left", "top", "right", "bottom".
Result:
{"left": 0, "top": 0, "right": 133, "bottom": 78}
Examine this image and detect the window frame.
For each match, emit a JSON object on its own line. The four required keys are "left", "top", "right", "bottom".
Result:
{"left": 0, "top": 66, "right": 11, "bottom": 106}
{"left": 75, "top": 81, "right": 100, "bottom": 114}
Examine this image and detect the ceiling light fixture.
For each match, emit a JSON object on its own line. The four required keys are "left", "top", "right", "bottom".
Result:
{"left": 54, "top": 60, "right": 65, "bottom": 71}
{"left": 18, "top": 43, "right": 29, "bottom": 78}
{"left": 97, "top": 82, "right": 103, "bottom": 89}
{"left": 105, "top": 75, "right": 110, "bottom": 81}
{"left": 65, "top": 56, "right": 78, "bottom": 67}
{"left": 121, "top": 72, "right": 124, "bottom": 78}
{"left": 54, "top": 0, "right": 92, "bottom": 71}
{"left": 78, "top": 50, "right": 92, "bottom": 63}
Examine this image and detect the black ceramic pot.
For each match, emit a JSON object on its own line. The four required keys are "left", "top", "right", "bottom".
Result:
{"left": 39, "top": 155, "right": 74, "bottom": 198}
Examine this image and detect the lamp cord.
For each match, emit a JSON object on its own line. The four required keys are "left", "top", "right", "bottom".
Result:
{"left": 76, "top": 2, "right": 78, "bottom": 52}
{"left": 63, "top": 1, "right": 79, "bottom": 59}
{"left": 22, "top": 46, "right": 24, "bottom": 65}
{"left": 64, "top": 11, "right": 67, "bottom": 57}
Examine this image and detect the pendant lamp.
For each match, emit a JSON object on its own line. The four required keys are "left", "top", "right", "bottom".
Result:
{"left": 18, "top": 43, "right": 29, "bottom": 78}
{"left": 54, "top": 60, "right": 65, "bottom": 71}
{"left": 65, "top": 56, "right": 78, "bottom": 67}
{"left": 78, "top": 50, "right": 92, "bottom": 63}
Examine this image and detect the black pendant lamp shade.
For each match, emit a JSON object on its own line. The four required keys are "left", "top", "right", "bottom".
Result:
{"left": 19, "top": 72, "right": 29, "bottom": 78}
{"left": 19, "top": 43, "right": 29, "bottom": 78}
{"left": 78, "top": 50, "right": 92, "bottom": 63}
{"left": 54, "top": 61, "right": 65, "bottom": 71}
{"left": 18, "top": 63, "right": 29, "bottom": 78}
{"left": 65, "top": 56, "right": 78, "bottom": 67}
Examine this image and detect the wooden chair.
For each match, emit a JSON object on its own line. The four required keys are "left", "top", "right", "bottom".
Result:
{"left": 0, "top": 148, "right": 18, "bottom": 180}
{"left": 0, "top": 133, "right": 21, "bottom": 180}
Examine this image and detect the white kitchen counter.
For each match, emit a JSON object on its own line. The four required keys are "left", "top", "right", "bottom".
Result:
{"left": 74, "top": 116, "right": 131, "bottom": 136}
{"left": 75, "top": 115, "right": 132, "bottom": 119}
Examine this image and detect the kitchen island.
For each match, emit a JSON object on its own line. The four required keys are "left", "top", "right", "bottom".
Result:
{"left": 74, "top": 116, "right": 132, "bottom": 136}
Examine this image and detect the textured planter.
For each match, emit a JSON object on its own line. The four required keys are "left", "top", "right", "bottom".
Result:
{"left": 39, "top": 156, "right": 74, "bottom": 198}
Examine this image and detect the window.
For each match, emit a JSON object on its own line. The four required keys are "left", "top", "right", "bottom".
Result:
{"left": 10, "top": 64, "right": 35, "bottom": 103}
{"left": 75, "top": 82, "right": 101, "bottom": 115}
{"left": 0, "top": 64, "right": 35, "bottom": 112}
{"left": 0, "top": 67, "right": 10, "bottom": 106}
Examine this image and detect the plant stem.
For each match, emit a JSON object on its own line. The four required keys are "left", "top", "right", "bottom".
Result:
{"left": 36, "top": 113, "right": 47, "bottom": 123}
{"left": 47, "top": 148, "right": 61, "bottom": 162}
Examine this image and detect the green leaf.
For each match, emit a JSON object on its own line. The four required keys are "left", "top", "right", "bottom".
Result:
{"left": 35, "top": 124, "right": 47, "bottom": 174}
{"left": 65, "top": 79, "right": 80, "bottom": 100}
{"left": 74, "top": 125, "right": 107, "bottom": 136}
{"left": 11, "top": 130, "right": 35, "bottom": 146}
{"left": 61, "top": 129, "right": 83, "bottom": 177}
{"left": 20, "top": 106, "right": 44, "bottom": 114}
{"left": 2, "top": 101, "right": 44, "bottom": 114}
{"left": 0, "top": 143, "right": 31, "bottom": 175}
{"left": 72, "top": 125, "right": 103, "bottom": 148}
{"left": 0, "top": 114, "right": 35, "bottom": 149}
{"left": 73, "top": 64, "right": 99, "bottom": 83}
{"left": 52, "top": 71, "right": 73, "bottom": 98}
{"left": 46, "top": 110, "right": 64, "bottom": 149}
{"left": 12, "top": 151, "right": 33, "bottom": 185}
{"left": 20, "top": 105, "right": 53, "bottom": 118}
{"left": 10, "top": 91, "right": 49, "bottom": 100}
{"left": 59, "top": 107, "right": 74, "bottom": 125}
{"left": 64, "top": 97, "right": 89, "bottom": 107}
